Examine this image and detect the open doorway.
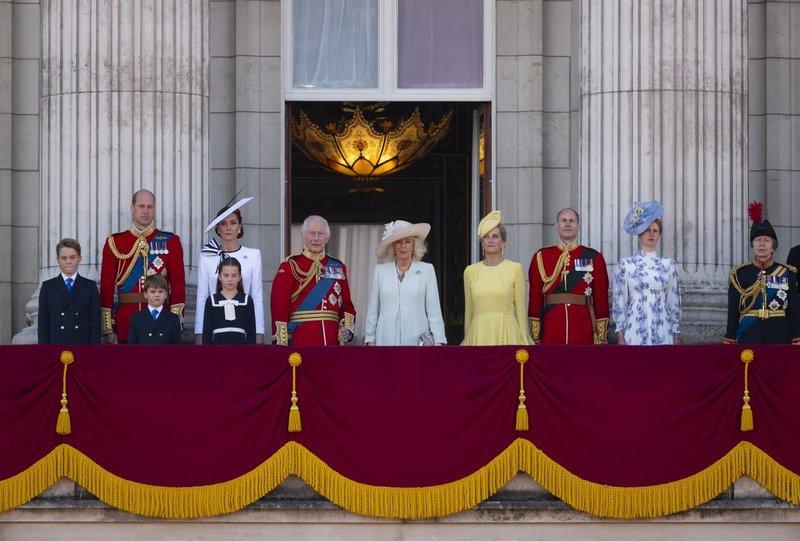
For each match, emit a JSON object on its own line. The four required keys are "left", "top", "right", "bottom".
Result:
{"left": 286, "top": 101, "right": 491, "bottom": 344}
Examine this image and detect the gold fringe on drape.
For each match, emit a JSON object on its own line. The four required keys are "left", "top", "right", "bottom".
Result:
{"left": 1, "top": 441, "right": 800, "bottom": 519}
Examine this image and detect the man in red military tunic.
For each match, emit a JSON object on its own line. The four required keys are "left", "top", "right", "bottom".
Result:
{"left": 100, "top": 189, "right": 186, "bottom": 343}
{"left": 528, "top": 208, "right": 609, "bottom": 344}
{"left": 271, "top": 215, "right": 356, "bottom": 346}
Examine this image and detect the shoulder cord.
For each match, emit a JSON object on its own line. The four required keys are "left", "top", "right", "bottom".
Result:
{"left": 730, "top": 266, "right": 784, "bottom": 314}
{"left": 107, "top": 234, "right": 150, "bottom": 287}
{"left": 288, "top": 257, "right": 322, "bottom": 304}
{"left": 536, "top": 249, "right": 570, "bottom": 293}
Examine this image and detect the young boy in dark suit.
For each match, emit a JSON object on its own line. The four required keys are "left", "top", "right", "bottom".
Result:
{"left": 127, "top": 274, "right": 183, "bottom": 344}
{"left": 38, "top": 238, "right": 101, "bottom": 344}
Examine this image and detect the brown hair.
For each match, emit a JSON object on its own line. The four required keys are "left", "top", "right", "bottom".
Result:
{"left": 652, "top": 218, "right": 663, "bottom": 232}
{"left": 215, "top": 208, "right": 244, "bottom": 239}
{"left": 56, "top": 238, "right": 82, "bottom": 256}
{"left": 143, "top": 274, "right": 168, "bottom": 291}
{"left": 216, "top": 257, "right": 244, "bottom": 293}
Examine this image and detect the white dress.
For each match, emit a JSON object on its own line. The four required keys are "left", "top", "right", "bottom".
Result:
{"left": 195, "top": 244, "right": 265, "bottom": 335}
{"left": 364, "top": 261, "right": 447, "bottom": 345}
{"left": 612, "top": 250, "right": 681, "bottom": 345}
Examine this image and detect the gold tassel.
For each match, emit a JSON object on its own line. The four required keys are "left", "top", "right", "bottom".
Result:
{"left": 288, "top": 352, "right": 302, "bottom": 433}
{"left": 56, "top": 351, "right": 75, "bottom": 435}
{"left": 740, "top": 349, "right": 754, "bottom": 432}
{"left": 515, "top": 349, "right": 530, "bottom": 431}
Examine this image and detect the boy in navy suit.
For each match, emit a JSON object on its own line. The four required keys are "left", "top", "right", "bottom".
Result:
{"left": 128, "top": 274, "right": 183, "bottom": 344}
{"left": 38, "top": 238, "right": 101, "bottom": 344}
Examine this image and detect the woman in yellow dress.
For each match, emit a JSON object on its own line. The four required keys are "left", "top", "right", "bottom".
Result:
{"left": 462, "top": 211, "right": 533, "bottom": 346}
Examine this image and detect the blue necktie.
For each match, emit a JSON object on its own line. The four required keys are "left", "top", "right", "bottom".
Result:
{"left": 65, "top": 278, "right": 73, "bottom": 292}
{"left": 151, "top": 309, "right": 159, "bottom": 320}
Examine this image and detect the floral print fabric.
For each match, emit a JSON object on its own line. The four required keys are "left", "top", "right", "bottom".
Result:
{"left": 612, "top": 251, "right": 681, "bottom": 345}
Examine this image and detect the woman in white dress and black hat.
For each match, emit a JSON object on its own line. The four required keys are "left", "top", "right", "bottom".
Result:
{"left": 195, "top": 197, "right": 265, "bottom": 344}
{"left": 364, "top": 220, "right": 447, "bottom": 346}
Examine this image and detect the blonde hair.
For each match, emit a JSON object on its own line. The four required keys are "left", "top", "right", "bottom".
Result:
{"left": 388, "top": 237, "right": 427, "bottom": 262}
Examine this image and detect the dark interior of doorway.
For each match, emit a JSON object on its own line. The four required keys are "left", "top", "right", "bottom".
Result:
{"left": 289, "top": 101, "right": 480, "bottom": 344}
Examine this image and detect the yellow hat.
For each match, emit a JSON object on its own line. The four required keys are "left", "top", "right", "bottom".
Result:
{"left": 477, "top": 210, "right": 502, "bottom": 238}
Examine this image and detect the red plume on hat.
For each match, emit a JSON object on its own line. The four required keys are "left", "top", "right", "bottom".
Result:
{"left": 748, "top": 201, "right": 763, "bottom": 223}
{"left": 747, "top": 200, "right": 777, "bottom": 243}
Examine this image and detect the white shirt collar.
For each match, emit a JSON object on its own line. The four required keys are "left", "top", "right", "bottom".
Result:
{"left": 61, "top": 272, "right": 78, "bottom": 281}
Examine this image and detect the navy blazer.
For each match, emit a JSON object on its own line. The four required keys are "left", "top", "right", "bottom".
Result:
{"left": 38, "top": 274, "right": 101, "bottom": 344}
{"left": 789, "top": 245, "right": 800, "bottom": 273}
{"left": 128, "top": 308, "right": 183, "bottom": 344}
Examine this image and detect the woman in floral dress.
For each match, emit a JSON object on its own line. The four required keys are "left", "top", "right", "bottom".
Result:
{"left": 612, "top": 201, "right": 681, "bottom": 345}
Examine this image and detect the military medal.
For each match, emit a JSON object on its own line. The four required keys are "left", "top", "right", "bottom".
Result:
{"left": 152, "top": 256, "right": 164, "bottom": 271}
{"left": 334, "top": 283, "right": 342, "bottom": 295}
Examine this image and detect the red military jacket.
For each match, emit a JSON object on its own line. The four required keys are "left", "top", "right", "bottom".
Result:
{"left": 100, "top": 225, "right": 186, "bottom": 343}
{"left": 271, "top": 248, "right": 356, "bottom": 346}
{"left": 528, "top": 241, "right": 609, "bottom": 344}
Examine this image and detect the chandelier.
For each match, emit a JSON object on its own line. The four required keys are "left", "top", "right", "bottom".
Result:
{"left": 291, "top": 105, "right": 452, "bottom": 190}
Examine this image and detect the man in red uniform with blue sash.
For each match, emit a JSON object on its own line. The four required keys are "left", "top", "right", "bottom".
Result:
{"left": 100, "top": 189, "right": 186, "bottom": 343}
{"left": 271, "top": 215, "right": 356, "bottom": 346}
{"left": 528, "top": 208, "right": 609, "bottom": 344}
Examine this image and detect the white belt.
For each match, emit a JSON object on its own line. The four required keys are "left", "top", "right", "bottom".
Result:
{"left": 213, "top": 327, "right": 246, "bottom": 335}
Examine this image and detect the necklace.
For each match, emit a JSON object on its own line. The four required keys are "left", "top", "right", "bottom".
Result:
{"left": 396, "top": 261, "right": 411, "bottom": 282}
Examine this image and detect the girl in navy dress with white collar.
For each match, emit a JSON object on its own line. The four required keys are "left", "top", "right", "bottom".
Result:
{"left": 202, "top": 258, "right": 256, "bottom": 345}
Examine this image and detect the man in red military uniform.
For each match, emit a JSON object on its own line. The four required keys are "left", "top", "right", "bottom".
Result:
{"left": 528, "top": 208, "right": 609, "bottom": 344}
{"left": 100, "top": 189, "right": 186, "bottom": 343}
{"left": 271, "top": 215, "right": 356, "bottom": 346}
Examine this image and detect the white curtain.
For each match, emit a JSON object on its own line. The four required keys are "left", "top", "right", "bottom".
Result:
{"left": 292, "top": 0, "right": 379, "bottom": 88}
{"left": 397, "top": 0, "right": 483, "bottom": 88}
{"left": 290, "top": 224, "right": 383, "bottom": 344}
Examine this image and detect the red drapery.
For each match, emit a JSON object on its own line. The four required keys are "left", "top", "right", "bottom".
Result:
{"left": 0, "top": 344, "right": 798, "bottom": 518}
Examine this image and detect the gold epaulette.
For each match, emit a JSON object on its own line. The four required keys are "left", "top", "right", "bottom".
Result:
{"left": 727, "top": 262, "right": 750, "bottom": 284}
{"left": 774, "top": 260, "right": 797, "bottom": 274}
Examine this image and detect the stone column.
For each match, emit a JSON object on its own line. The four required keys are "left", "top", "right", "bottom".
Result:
{"left": 579, "top": 0, "right": 748, "bottom": 342}
{"left": 751, "top": 1, "right": 800, "bottom": 257}
{"left": 13, "top": 0, "right": 209, "bottom": 343}
{"left": 0, "top": 0, "right": 11, "bottom": 343}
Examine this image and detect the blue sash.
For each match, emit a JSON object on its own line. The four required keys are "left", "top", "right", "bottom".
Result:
{"left": 736, "top": 269, "right": 789, "bottom": 341}
{"left": 288, "top": 259, "right": 343, "bottom": 333}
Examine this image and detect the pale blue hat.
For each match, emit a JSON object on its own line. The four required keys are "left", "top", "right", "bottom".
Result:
{"left": 623, "top": 201, "right": 664, "bottom": 235}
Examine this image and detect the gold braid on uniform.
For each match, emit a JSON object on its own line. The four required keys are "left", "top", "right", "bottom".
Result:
{"left": 288, "top": 249, "right": 325, "bottom": 304}
{"left": 729, "top": 268, "right": 764, "bottom": 314}
{"left": 727, "top": 263, "right": 784, "bottom": 314}
{"left": 536, "top": 249, "right": 570, "bottom": 293}
{"left": 106, "top": 225, "right": 154, "bottom": 287}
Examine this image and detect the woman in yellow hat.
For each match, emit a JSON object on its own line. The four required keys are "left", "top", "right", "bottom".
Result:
{"left": 462, "top": 211, "right": 533, "bottom": 346}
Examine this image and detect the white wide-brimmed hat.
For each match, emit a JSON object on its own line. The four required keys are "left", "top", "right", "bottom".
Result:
{"left": 375, "top": 220, "right": 431, "bottom": 258}
{"left": 204, "top": 197, "right": 254, "bottom": 233}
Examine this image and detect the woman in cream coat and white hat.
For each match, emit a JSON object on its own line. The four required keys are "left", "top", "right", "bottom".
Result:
{"left": 364, "top": 220, "right": 447, "bottom": 346}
